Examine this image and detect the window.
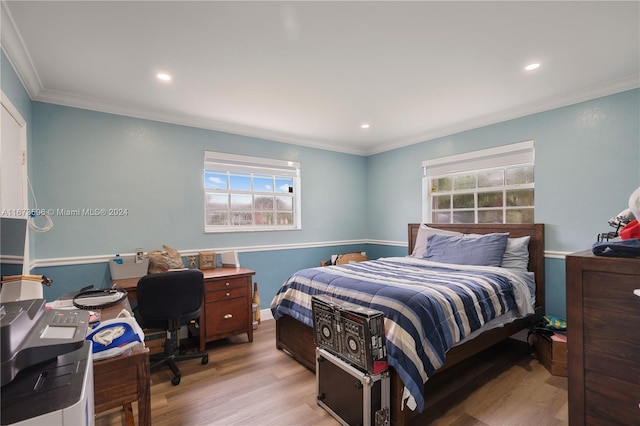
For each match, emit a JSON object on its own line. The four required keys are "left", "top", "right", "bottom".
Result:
{"left": 204, "top": 152, "right": 301, "bottom": 232}
{"left": 423, "top": 141, "right": 534, "bottom": 224}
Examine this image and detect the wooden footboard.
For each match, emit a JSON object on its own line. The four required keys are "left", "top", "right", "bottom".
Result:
{"left": 275, "top": 313, "right": 316, "bottom": 371}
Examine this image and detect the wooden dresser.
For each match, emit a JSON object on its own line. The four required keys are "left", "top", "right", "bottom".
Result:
{"left": 566, "top": 250, "right": 640, "bottom": 425}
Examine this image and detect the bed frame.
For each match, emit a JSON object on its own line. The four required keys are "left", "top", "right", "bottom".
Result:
{"left": 275, "top": 223, "right": 545, "bottom": 426}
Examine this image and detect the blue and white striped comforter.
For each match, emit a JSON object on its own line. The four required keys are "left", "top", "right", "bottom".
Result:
{"left": 270, "top": 256, "right": 534, "bottom": 413}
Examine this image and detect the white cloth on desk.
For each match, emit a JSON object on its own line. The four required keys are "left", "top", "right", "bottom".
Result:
{"left": 86, "top": 309, "right": 145, "bottom": 360}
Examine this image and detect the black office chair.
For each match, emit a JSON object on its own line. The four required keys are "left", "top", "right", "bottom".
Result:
{"left": 134, "top": 270, "right": 209, "bottom": 385}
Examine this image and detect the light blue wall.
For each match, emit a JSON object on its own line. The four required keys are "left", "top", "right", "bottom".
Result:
{"left": 30, "top": 103, "right": 367, "bottom": 257}
{"left": 367, "top": 89, "right": 640, "bottom": 318}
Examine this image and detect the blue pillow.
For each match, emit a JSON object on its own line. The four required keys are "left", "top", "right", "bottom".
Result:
{"left": 424, "top": 233, "right": 509, "bottom": 267}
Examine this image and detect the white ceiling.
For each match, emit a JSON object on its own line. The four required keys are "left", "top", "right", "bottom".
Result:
{"left": 2, "top": 1, "right": 639, "bottom": 155}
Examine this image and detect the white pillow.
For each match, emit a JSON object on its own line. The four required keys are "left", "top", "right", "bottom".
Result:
{"left": 501, "top": 236, "right": 531, "bottom": 270}
{"left": 410, "top": 224, "right": 462, "bottom": 258}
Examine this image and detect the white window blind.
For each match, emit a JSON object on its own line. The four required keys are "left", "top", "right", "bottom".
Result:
{"left": 422, "top": 140, "right": 534, "bottom": 175}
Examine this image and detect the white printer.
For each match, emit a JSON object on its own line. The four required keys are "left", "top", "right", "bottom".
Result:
{"left": 0, "top": 299, "right": 94, "bottom": 426}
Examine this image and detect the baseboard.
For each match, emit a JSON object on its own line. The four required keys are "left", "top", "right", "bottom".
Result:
{"left": 260, "top": 308, "right": 274, "bottom": 321}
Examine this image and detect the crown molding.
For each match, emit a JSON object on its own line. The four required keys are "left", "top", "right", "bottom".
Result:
{"left": 0, "top": 2, "right": 43, "bottom": 99}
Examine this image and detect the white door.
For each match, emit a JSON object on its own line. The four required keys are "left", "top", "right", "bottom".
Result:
{"left": 1, "top": 92, "right": 30, "bottom": 279}
{"left": 1, "top": 92, "right": 28, "bottom": 213}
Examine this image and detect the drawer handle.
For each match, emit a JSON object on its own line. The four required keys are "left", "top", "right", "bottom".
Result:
{"left": 225, "top": 282, "right": 230, "bottom": 287}
{"left": 226, "top": 292, "right": 230, "bottom": 297}
{"left": 224, "top": 314, "right": 233, "bottom": 319}
{"left": 634, "top": 289, "right": 640, "bottom": 298}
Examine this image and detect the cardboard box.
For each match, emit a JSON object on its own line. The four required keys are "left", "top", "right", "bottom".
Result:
{"left": 533, "top": 332, "right": 567, "bottom": 377}
{"left": 335, "top": 252, "right": 368, "bottom": 265}
{"left": 144, "top": 329, "right": 166, "bottom": 356}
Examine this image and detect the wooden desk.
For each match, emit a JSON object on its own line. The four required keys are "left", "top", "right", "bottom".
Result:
{"left": 113, "top": 267, "right": 256, "bottom": 352}
{"left": 93, "top": 300, "right": 150, "bottom": 426}
{"left": 111, "top": 276, "right": 142, "bottom": 303}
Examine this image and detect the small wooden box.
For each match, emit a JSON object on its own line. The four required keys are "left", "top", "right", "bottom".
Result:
{"left": 533, "top": 332, "right": 567, "bottom": 377}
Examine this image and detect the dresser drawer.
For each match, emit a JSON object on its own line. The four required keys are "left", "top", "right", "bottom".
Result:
{"left": 206, "top": 285, "right": 248, "bottom": 302}
{"left": 583, "top": 306, "right": 640, "bottom": 361}
{"left": 582, "top": 271, "right": 640, "bottom": 385}
{"left": 582, "top": 271, "right": 640, "bottom": 317}
{"left": 585, "top": 371, "right": 640, "bottom": 424}
{"left": 583, "top": 303, "right": 640, "bottom": 337}
{"left": 205, "top": 298, "right": 249, "bottom": 337}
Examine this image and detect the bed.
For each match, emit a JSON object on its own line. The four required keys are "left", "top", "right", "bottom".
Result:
{"left": 271, "top": 223, "right": 545, "bottom": 426}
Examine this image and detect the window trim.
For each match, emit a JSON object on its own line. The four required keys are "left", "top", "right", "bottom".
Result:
{"left": 422, "top": 140, "right": 535, "bottom": 224}
{"left": 204, "top": 151, "right": 301, "bottom": 233}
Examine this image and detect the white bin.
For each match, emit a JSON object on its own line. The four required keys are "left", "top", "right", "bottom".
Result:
{"left": 109, "top": 257, "right": 149, "bottom": 280}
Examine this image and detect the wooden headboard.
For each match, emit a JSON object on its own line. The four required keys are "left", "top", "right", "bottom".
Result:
{"left": 408, "top": 223, "right": 545, "bottom": 309}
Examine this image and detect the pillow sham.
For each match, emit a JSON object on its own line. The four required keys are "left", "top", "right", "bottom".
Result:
{"left": 501, "top": 236, "right": 531, "bottom": 270}
{"left": 410, "top": 224, "right": 462, "bottom": 258}
{"left": 424, "top": 232, "right": 509, "bottom": 267}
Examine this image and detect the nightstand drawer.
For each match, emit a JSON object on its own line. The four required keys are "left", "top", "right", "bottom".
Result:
{"left": 205, "top": 298, "right": 248, "bottom": 336}
{"left": 206, "top": 276, "right": 247, "bottom": 291}
{"left": 206, "top": 286, "right": 247, "bottom": 302}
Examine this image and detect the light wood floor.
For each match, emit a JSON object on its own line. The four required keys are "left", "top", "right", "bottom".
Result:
{"left": 95, "top": 319, "right": 568, "bottom": 426}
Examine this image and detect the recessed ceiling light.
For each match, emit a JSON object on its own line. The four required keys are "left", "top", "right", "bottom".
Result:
{"left": 525, "top": 63, "right": 540, "bottom": 71}
{"left": 157, "top": 73, "right": 172, "bottom": 81}
{"left": 361, "top": 123, "right": 370, "bottom": 129}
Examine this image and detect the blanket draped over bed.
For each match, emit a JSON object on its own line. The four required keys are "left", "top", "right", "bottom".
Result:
{"left": 270, "top": 256, "right": 534, "bottom": 413}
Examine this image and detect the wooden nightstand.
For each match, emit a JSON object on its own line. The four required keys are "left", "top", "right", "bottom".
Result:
{"left": 199, "top": 267, "right": 256, "bottom": 351}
